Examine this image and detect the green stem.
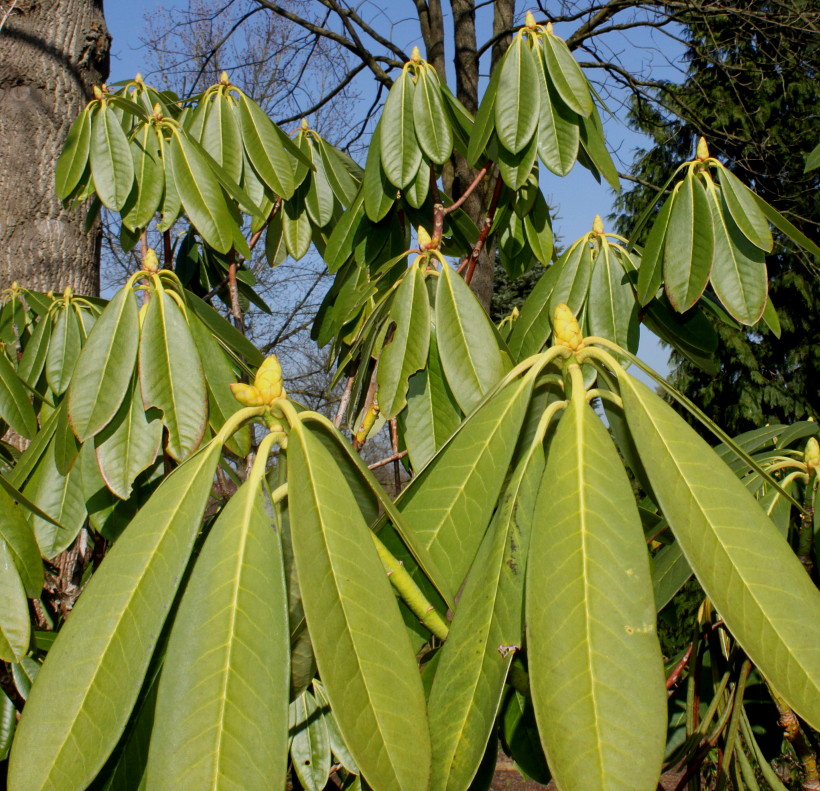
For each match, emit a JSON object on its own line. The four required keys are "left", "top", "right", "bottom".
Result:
{"left": 797, "top": 474, "right": 818, "bottom": 577}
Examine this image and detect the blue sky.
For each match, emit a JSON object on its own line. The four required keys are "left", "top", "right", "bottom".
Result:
{"left": 104, "top": 1, "right": 679, "bottom": 374}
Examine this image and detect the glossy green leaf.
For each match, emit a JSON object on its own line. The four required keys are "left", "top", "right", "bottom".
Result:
{"left": 495, "top": 36, "right": 540, "bottom": 155}
{"left": 620, "top": 373, "right": 820, "bottom": 730}
{"left": 523, "top": 192, "right": 554, "bottom": 266}
{"left": 399, "top": 328, "right": 462, "bottom": 470}
{"left": 170, "top": 131, "right": 234, "bottom": 254}
{"left": 90, "top": 103, "right": 135, "bottom": 211}
{"left": 287, "top": 423, "right": 431, "bottom": 791}
{"left": 326, "top": 194, "right": 365, "bottom": 271}
{"left": 527, "top": 398, "right": 666, "bottom": 791}
{"left": 201, "top": 94, "right": 242, "bottom": 183}
{"left": 46, "top": 304, "right": 82, "bottom": 395}
{"left": 0, "top": 689, "right": 16, "bottom": 761}
{"left": 264, "top": 207, "right": 288, "bottom": 267}
{"left": 157, "top": 138, "right": 182, "bottom": 231}
{"left": 380, "top": 69, "right": 423, "bottom": 189}
{"left": 68, "top": 284, "right": 139, "bottom": 441}
{"left": 53, "top": 403, "right": 80, "bottom": 475}
{"left": 587, "top": 244, "right": 639, "bottom": 351}
{"left": 540, "top": 32, "right": 593, "bottom": 117}
{"left": 305, "top": 139, "right": 335, "bottom": 227}
{"left": 652, "top": 541, "right": 693, "bottom": 612}
{"left": 123, "top": 123, "right": 164, "bottom": 231}
{"left": 138, "top": 289, "right": 208, "bottom": 461}
{"left": 507, "top": 263, "right": 561, "bottom": 361}
{"left": 467, "top": 64, "right": 501, "bottom": 166}
{"left": 377, "top": 266, "right": 430, "bottom": 418}
{"left": 716, "top": 166, "right": 773, "bottom": 252}
{"left": 436, "top": 264, "right": 509, "bottom": 414}
{"left": 0, "top": 486, "right": 42, "bottom": 596}
{"left": 533, "top": 44, "right": 580, "bottom": 176}
{"left": 95, "top": 379, "right": 163, "bottom": 500}
{"left": 7, "top": 439, "right": 222, "bottom": 791}
{"left": 397, "top": 374, "right": 533, "bottom": 593}
{"left": 704, "top": 178, "right": 767, "bottom": 325}
{"left": 23, "top": 438, "right": 86, "bottom": 557}
{"left": 0, "top": 540, "right": 30, "bottom": 662}
{"left": 413, "top": 67, "right": 453, "bottom": 165}
{"left": 283, "top": 195, "right": 313, "bottom": 261}
{"left": 146, "top": 476, "right": 289, "bottom": 791}
{"left": 185, "top": 292, "right": 263, "bottom": 367}
{"left": 579, "top": 103, "right": 620, "bottom": 192}
{"left": 364, "top": 123, "right": 396, "bottom": 222}
{"left": 0, "top": 351, "right": 37, "bottom": 439}
{"left": 550, "top": 237, "right": 593, "bottom": 316}
{"left": 761, "top": 296, "right": 781, "bottom": 337}
{"left": 237, "top": 93, "right": 295, "bottom": 198}
{"left": 17, "top": 311, "right": 52, "bottom": 386}
{"left": 501, "top": 691, "right": 551, "bottom": 785}
{"left": 636, "top": 196, "right": 674, "bottom": 305}
{"left": 404, "top": 159, "right": 429, "bottom": 208}
{"left": 318, "top": 138, "right": 361, "bottom": 207}
{"left": 663, "top": 174, "right": 714, "bottom": 313}
{"left": 313, "top": 680, "right": 359, "bottom": 773}
{"left": 56, "top": 106, "right": 92, "bottom": 199}
{"left": 428, "top": 447, "right": 543, "bottom": 791}
{"left": 497, "top": 133, "right": 538, "bottom": 190}
{"left": 290, "top": 689, "right": 331, "bottom": 791}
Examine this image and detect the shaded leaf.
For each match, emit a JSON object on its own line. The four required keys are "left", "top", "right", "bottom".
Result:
{"left": 380, "top": 70, "right": 422, "bottom": 189}
{"left": 90, "top": 103, "right": 135, "bottom": 211}
{"left": 0, "top": 540, "right": 30, "bottom": 662}
{"left": 496, "top": 37, "right": 540, "bottom": 155}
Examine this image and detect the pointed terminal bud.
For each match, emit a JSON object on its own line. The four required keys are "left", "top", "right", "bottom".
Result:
{"left": 553, "top": 303, "right": 584, "bottom": 351}
{"left": 300, "top": 118, "right": 309, "bottom": 130}
{"left": 63, "top": 286, "right": 73, "bottom": 300}
{"left": 511, "top": 306, "right": 520, "bottom": 320}
{"left": 525, "top": 10, "right": 536, "bottom": 28}
{"left": 545, "top": 21, "right": 554, "bottom": 35}
{"left": 93, "top": 85, "right": 104, "bottom": 100}
{"left": 152, "top": 103, "right": 163, "bottom": 120}
{"left": 10, "top": 281, "right": 18, "bottom": 290}
{"left": 411, "top": 46, "right": 422, "bottom": 62}
{"left": 592, "top": 214, "right": 604, "bottom": 234}
{"left": 696, "top": 136, "right": 710, "bottom": 161}
{"left": 135, "top": 73, "right": 144, "bottom": 84}
{"left": 805, "top": 436, "right": 820, "bottom": 474}
{"left": 230, "top": 383, "right": 266, "bottom": 407}
{"left": 254, "top": 355, "right": 284, "bottom": 403}
{"left": 143, "top": 248, "right": 159, "bottom": 273}
{"left": 417, "top": 225, "right": 432, "bottom": 249}
{"left": 220, "top": 71, "right": 230, "bottom": 85}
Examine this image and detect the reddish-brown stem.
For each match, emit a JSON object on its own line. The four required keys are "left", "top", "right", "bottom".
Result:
{"left": 163, "top": 230, "right": 173, "bottom": 269}
{"left": 666, "top": 643, "right": 694, "bottom": 694}
{"left": 460, "top": 175, "right": 503, "bottom": 285}
{"left": 368, "top": 449, "right": 408, "bottom": 470}
{"left": 428, "top": 163, "right": 490, "bottom": 252}
{"left": 227, "top": 251, "right": 245, "bottom": 335}
{"left": 444, "top": 162, "right": 490, "bottom": 215}
{"left": 247, "top": 198, "right": 283, "bottom": 252}
{"left": 139, "top": 231, "right": 148, "bottom": 261}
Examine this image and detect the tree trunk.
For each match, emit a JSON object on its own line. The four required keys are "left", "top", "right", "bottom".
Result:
{"left": 0, "top": 0, "right": 110, "bottom": 297}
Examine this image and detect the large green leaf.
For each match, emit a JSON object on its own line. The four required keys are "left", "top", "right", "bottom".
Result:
{"left": 507, "top": 263, "right": 561, "bottom": 361}
{"left": 396, "top": 374, "right": 533, "bottom": 593}
{"left": 540, "top": 32, "right": 593, "bottom": 117}
{"left": 95, "top": 379, "right": 163, "bottom": 500}
{"left": 56, "top": 107, "right": 92, "bottom": 199}
{"left": 550, "top": 238, "right": 593, "bottom": 316}
{"left": 201, "top": 94, "right": 242, "bottom": 184}
{"left": 435, "top": 264, "right": 509, "bottom": 414}
{"left": 170, "top": 131, "right": 234, "bottom": 254}
{"left": 363, "top": 123, "right": 396, "bottom": 223}
{"left": 399, "top": 328, "right": 462, "bottom": 470}
{"left": 620, "top": 374, "right": 820, "bottom": 731}
{"left": 237, "top": 93, "right": 295, "bottom": 198}
{"left": 287, "top": 422, "right": 431, "bottom": 791}
{"left": 68, "top": 285, "right": 139, "bottom": 442}
{"left": 7, "top": 440, "right": 222, "bottom": 791}
{"left": 636, "top": 196, "right": 673, "bottom": 305}
{"left": 652, "top": 540, "right": 692, "bottom": 613}
{"left": 716, "top": 165, "right": 773, "bottom": 252}
{"left": 428, "top": 447, "right": 543, "bottom": 791}
{"left": 377, "top": 266, "right": 430, "bottom": 418}
{"left": 0, "top": 688, "right": 16, "bottom": 761}
{"left": 46, "top": 304, "right": 82, "bottom": 395}
{"left": 578, "top": 103, "right": 620, "bottom": 192}
{"left": 413, "top": 67, "right": 453, "bottom": 165}
{"left": 138, "top": 289, "right": 208, "bottom": 462}
{"left": 123, "top": 123, "right": 164, "bottom": 231}
{"left": 467, "top": 64, "right": 501, "bottom": 166}
{"left": 17, "top": 310, "right": 52, "bottom": 386}
{"left": 0, "top": 485, "right": 43, "bottom": 596}
{"left": 587, "top": 244, "right": 638, "bottom": 352}
{"left": 0, "top": 351, "right": 37, "bottom": 439}
{"left": 289, "top": 688, "right": 331, "bottom": 791}
{"left": 305, "top": 139, "right": 335, "bottom": 227}
{"left": 704, "top": 179, "right": 767, "bottom": 325}
{"left": 380, "top": 70, "right": 422, "bottom": 189}
{"left": 497, "top": 133, "right": 538, "bottom": 191}
{"left": 523, "top": 192, "right": 554, "bottom": 266}
{"left": 527, "top": 398, "right": 666, "bottom": 791}
{"left": 146, "top": 475, "right": 289, "bottom": 791}
{"left": 533, "top": 44, "right": 580, "bottom": 176}
{"left": 495, "top": 36, "right": 540, "bottom": 155}
{"left": 0, "top": 540, "right": 30, "bottom": 663}
{"left": 663, "top": 173, "right": 714, "bottom": 313}
{"left": 89, "top": 103, "right": 135, "bottom": 211}
{"left": 318, "top": 138, "right": 361, "bottom": 207}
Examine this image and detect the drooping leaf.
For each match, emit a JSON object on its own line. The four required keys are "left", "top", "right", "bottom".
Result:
{"left": 138, "top": 289, "right": 208, "bottom": 462}
{"left": 507, "top": 263, "right": 562, "bottom": 361}
{"left": 146, "top": 475, "right": 289, "bottom": 791}
{"left": 123, "top": 123, "right": 164, "bottom": 231}
{"left": 550, "top": 237, "right": 593, "bottom": 316}
{"left": 200, "top": 93, "right": 242, "bottom": 184}
{"left": 364, "top": 123, "right": 397, "bottom": 222}
{"left": 495, "top": 36, "right": 540, "bottom": 155}
{"left": 435, "top": 264, "right": 509, "bottom": 414}
{"left": 318, "top": 138, "right": 361, "bottom": 207}
{"left": 56, "top": 106, "right": 92, "bottom": 199}
{"left": 90, "top": 102, "right": 135, "bottom": 211}
{"left": 540, "top": 32, "right": 593, "bottom": 117}
{"left": 0, "top": 688, "right": 16, "bottom": 761}
{"left": 237, "top": 93, "right": 295, "bottom": 199}
{"left": 587, "top": 244, "right": 639, "bottom": 352}
{"left": 663, "top": 174, "right": 714, "bottom": 313}
{"left": 0, "top": 351, "right": 37, "bottom": 439}
{"left": 305, "top": 138, "right": 336, "bottom": 227}
{"left": 289, "top": 688, "right": 331, "bottom": 791}
{"left": 7, "top": 440, "right": 222, "bottom": 791}
{"left": 497, "top": 133, "right": 538, "bottom": 191}
{"left": 68, "top": 284, "right": 139, "bottom": 441}
{"left": 579, "top": 103, "right": 620, "bottom": 192}
{"left": 620, "top": 373, "right": 820, "bottom": 730}
{"left": 467, "top": 64, "right": 501, "bottom": 166}
{"left": 0, "top": 486, "right": 42, "bottom": 596}
{"left": 413, "top": 67, "right": 453, "bottom": 165}
{"left": 0, "top": 540, "right": 30, "bottom": 663}
{"left": 380, "top": 70, "right": 423, "bottom": 189}
{"left": 396, "top": 374, "right": 534, "bottom": 593}
{"left": 636, "top": 195, "right": 674, "bottom": 306}
{"left": 17, "top": 311, "right": 52, "bottom": 386}
{"left": 523, "top": 192, "right": 554, "bottom": 266}
{"left": 716, "top": 165, "right": 773, "bottom": 252}
{"left": 377, "top": 265, "right": 430, "bottom": 418}
{"left": 46, "top": 304, "right": 82, "bottom": 395}
{"left": 287, "top": 422, "right": 432, "bottom": 791}
{"left": 652, "top": 541, "right": 693, "bottom": 613}
{"left": 428, "top": 447, "right": 543, "bottom": 791}
{"left": 527, "top": 398, "right": 666, "bottom": 791}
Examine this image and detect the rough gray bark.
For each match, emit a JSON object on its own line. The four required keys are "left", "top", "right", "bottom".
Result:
{"left": 0, "top": 0, "right": 110, "bottom": 297}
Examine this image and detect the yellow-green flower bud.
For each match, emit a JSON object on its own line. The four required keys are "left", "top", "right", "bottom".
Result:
{"left": 553, "top": 303, "right": 584, "bottom": 351}
{"left": 525, "top": 10, "right": 536, "bottom": 28}
{"left": 254, "top": 355, "right": 284, "bottom": 402}
{"left": 143, "top": 248, "right": 159, "bottom": 273}
{"left": 805, "top": 436, "right": 820, "bottom": 474}
{"left": 230, "top": 383, "right": 266, "bottom": 407}
{"left": 696, "top": 137, "right": 710, "bottom": 161}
